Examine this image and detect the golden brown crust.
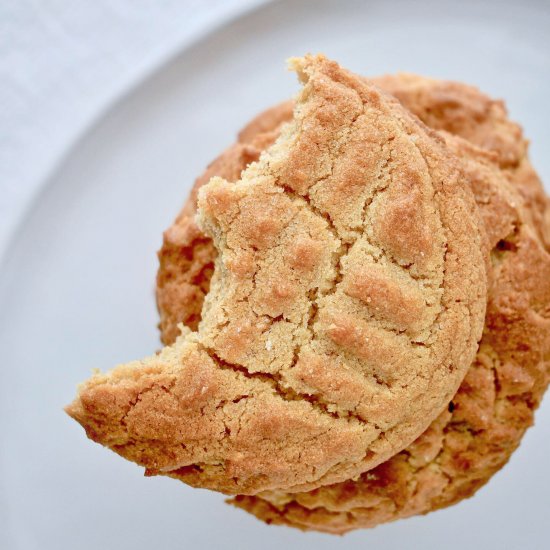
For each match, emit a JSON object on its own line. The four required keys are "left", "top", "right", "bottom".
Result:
{"left": 67, "top": 56, "right": 486, "bottom": 496}
{"left": 230, "top": 89, "right": 550, "bottom": 532}
{"left": 155, "top": 72, "right": 549, "bottom": 530}
{"left": 157, "top": 75, "right": 549, "bottom": 346}
{"left": 373, "top": 73, "right": 550, "bottom": 250}
{"left": 157, "top": 103, "right": 294, "bottom": 344}
{"left": 233, "top": 139, "right": 550, "bottom": 533}
{"left": 372, "top": 73, "right": 527, "bottom": 168}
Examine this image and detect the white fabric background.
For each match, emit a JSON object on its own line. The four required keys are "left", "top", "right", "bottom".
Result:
{"left": 1, "top": 3, "right": 549, "bottom": 549}
{"left": 0, "top": 0, "right": 267, "bottom": 259}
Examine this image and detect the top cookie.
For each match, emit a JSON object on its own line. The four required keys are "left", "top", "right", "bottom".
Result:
{"left": 66, "top": 55, "right": 486, "bottom": 495}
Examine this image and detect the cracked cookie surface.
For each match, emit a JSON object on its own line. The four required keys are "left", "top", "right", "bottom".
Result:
{"left": 233, "top": 135, "right": 550, "bottom": 532}
{"left": 67, "top": 55, "right": 486, "bottom": 495}
{"left": 156, "top": 72, "right": 549, "bottom": 530}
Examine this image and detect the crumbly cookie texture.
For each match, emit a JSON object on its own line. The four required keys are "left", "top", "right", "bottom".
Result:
{"left": 157, "top": 76, "right": 549, "bottom": 346}
{"left": 233, "top": 135, "right": 550, "bottom": 532}
{"left": 156, "top": 73, "right": 549, "bottom": 531}
{"left": 66, "top": 55, "right": 486, "bottom": 495}
{"left": 375, "top": 73, "right": 550, "bottom": 250}
{"left": 157, "top": 105, "right": 293, "bottom": 343}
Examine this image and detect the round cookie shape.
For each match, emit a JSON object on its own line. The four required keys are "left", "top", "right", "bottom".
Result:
{"left": 67, "top": 55, "right": 486, "bottom": 495}
{"left": 156, "top": 72, "right": 549, "bottom": 528}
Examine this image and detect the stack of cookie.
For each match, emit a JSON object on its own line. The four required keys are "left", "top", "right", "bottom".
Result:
{"left": 67, "top": 55, "right": 550, "bottom": 534}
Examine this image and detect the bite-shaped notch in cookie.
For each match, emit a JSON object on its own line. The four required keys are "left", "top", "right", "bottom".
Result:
{"left": 67, "top": 54, "right": 487, "bottom": 496}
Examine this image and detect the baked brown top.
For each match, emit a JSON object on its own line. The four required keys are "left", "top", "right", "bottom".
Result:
{"left": 375, "top": 73, "right": 550, "bottom": 250}
{"left": 156, "top": 72, "right": 549, "bottom": 531}
{"left": 234, "top": 135, "right": 550, "bottom": 532}
{"left": 66, "top": 55, "right": 486, "bottom": 496}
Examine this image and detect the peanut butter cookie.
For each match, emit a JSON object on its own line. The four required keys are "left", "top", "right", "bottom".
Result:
{"left": 66, "top": 55, "right": 486, "bottom": 495}
{"left": 156, "top": 73, "right": 549, "bottom": 531}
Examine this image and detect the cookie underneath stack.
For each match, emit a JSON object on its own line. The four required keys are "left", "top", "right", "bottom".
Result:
{"left": 156, "top": 69, "right": 550, "bottom": 532}
{"left": 67, "top": 55, "right": 550, "bottom": 534}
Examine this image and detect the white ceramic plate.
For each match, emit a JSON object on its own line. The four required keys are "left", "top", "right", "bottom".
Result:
{"left": 1, "top": 1, "right": 549, "bottom": 549}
